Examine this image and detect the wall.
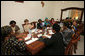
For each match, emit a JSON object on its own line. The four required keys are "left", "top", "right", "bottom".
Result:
{"left": 53, "top": 1, "right": 84, "bottom": 21}
{"left": 1, "top": 1, "right": 84, "bottom": 32}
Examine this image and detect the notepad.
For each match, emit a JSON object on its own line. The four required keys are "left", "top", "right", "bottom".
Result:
{"left": 48, "top": 30, "right": 54, "bottom": 34}
{"left": 31, "top": 29, "right": 36, "bottom": 33}
{"left": 47, "top": 27, "right": 50, "bottom": 29}
{"left": 24, "top": 34, "right": 31, "bottom": 40}
{"left": 44, "top": 35, "right": 51, "bottom": 38}
{"left": 25, "top": 38, "right": 38, "bottom": 45}
{"left": 37, "top": 34, "right": 42, "bottom": 37}
{"left": 38, "top": 30, "right": 42, "bottom": 33}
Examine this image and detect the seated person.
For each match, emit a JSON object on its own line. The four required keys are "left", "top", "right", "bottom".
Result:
{"left": 29, "top": 22, "right": 37, "bottom": 33}
{"left": 60, "top": 22, "right": 74, "bottom": 47}
{"left": 1, "top": 26, "right": 30, "bottom": 55}
{"left": 9, "top": 20, "right": 20, "bottom": 34}
{"left": 37, "top": 19, "right": 44, "bottom": 29}
{"left": 44, "top": 17, "right": 51, "bottom": 27}
{"left": 71, "top": 20, "right": 78, "bottom": 32}
{"left": 37, "top": 24, "right": 65, "bottom": 55}
{"left": 55, "top": 19, "right": 59, "bottom": 24}
{"left": 23, "top": 19, "right": 32, "bottom": 33}
{"left": 50, "top": 18, "right": 55, "bottom": 25}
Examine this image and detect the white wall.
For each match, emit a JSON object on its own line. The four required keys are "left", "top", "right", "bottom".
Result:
{"left": 53, "top": 1, "right": 84, "bottom": 21}
{"left": 1, "top": 1, "right": 84, "bottom": 32}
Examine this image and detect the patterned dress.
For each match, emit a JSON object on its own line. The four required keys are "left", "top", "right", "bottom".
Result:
{"left": 1, "top": 36, "right": 30, "bottom": 55}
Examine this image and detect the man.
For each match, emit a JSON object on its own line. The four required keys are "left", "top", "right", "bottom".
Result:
{"left": 37, "top": 24, "right": 65, "bottom": 55}
{"left": 61, "top": 22, "right": 74, "bottom": 47}
{"left": 9, "top": 20, "right": 20, "bottom": 34}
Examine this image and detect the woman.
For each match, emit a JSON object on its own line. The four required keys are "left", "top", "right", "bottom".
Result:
{"left": 23, "top": 19, "right": 32, "bottom": 33}
{"left": 50, "top": 18, "right": 55, "bottom": 25}
{"left": 37, "top": 24, "right": 65, "bottom": 55}
{"left": 9, "top": 20, "right": 20, "bottom": 34}
{"left": 37, "top": 19, "right": 44, "bottom": 29}
{"left": 71, "top": 20, "right": 78, "bottom": 32}
{"left": 1, "top": 26, "right": 30, "bottom": 55}
{"left": 44, "top": 17, "right": 51, "bottom": 27}
{"left": 29, "top": 22, "right": 37, "bottom": 33}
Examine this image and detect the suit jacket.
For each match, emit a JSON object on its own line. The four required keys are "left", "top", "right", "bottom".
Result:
{"left": 38, "top": 32, "right": 65, "bottom": 55}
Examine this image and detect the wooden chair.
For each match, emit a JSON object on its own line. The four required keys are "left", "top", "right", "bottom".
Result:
{"left": 64, "top": 40, "right": 73, "bottom": 55}
{"left": 22, "top": 24, "right": 26, "bottom": 32}
{"left": 64, "top": 33, "right": 81, "bottom": 55}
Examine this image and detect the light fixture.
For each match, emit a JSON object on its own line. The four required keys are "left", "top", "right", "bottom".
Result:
{"left": 75, "top": 16, "right": 78, "bottom": 20}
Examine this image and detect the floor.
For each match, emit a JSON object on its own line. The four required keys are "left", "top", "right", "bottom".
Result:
{"left": 73, "top": 35, "right": 84, "bottom": 55}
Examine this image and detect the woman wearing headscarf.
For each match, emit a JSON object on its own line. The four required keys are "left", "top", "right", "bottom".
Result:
{"left": 44, "top": 17, "right": 51, "bottom": 27}
{"left": 1, "top": 26, "right": 30, "bottom": 55}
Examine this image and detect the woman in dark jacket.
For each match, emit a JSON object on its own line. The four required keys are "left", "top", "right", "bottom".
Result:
{"left": 38, "top": 24, "right": 65, "bottom": 55}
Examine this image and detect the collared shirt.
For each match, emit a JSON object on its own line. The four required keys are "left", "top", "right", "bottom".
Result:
{"left": 11, "top": 27, "right": 15, "bottom": 33}
{"left": 61, "top": 28, "right": 74, "bottom": 46}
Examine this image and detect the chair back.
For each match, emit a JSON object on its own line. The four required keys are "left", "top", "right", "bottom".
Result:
{"left": 22, "top": 24, "right": 26, "bottom": 32}
{"left": 64, "top": 41, "right": 73, "bottom": 55}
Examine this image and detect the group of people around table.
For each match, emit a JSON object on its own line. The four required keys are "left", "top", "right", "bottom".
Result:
{"left": 1, "top": 17, "right": 79, "bottom": 55}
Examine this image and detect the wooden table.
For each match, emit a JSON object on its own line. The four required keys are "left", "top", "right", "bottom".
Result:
{"left": 26, "top": 41, "right": 45, "bottom": 55}
{"left": 15, "top": 28, "right": 54, "bottom": 55}
{"left": 16, "top": 32, "right": 45, "bottom": 55}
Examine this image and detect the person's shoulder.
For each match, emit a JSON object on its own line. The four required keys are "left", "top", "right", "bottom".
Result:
{"left": 15, "top": 25, "right": 19, "bottom": 26}
{"left": 15, "top": 25, "right": 18, "bottom": 27}
{"left": 37, "top": 23, "right": 40, "bottom": 25}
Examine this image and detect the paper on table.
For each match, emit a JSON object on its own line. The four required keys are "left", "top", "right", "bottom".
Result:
{"left": 31, "top": 29, "right": 36, "bottom": 33}
{"left": 25, "top": 34, "right": 31, "bottom": 40}
{"left": 43, "top": 34, "right": 51, "bottom": 39}
{"left": 49, "top": 30, "right": 54, "bottom": 34}
{"left": 25, "top": 38, "right": 38, "bottom": 45}
{"left": 47, "top": 27, "right": 50, "bottom": 29}
{"left": 38, "top": 30, "right": 42, "bottom": 33}
{"left": 37, "top": 34, "right": 42, "bottom": 37}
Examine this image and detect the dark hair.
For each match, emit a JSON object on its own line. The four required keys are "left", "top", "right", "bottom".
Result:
{"left": 66, "top": 17, "right": 69, "bottom": 19}
{"left": 24, "top": 19, "right": 29, "bottom": 22}
{"left": 52, "top": 24, "right": 61, "bottom": 32}
{"left": 63, "top": 22, "right": 69, "bottom": 28}
{"left": 9, "top": 20, "right": 16, "bottom": 25}
{"left": 51, "top": 18, "right": 54, "bottom": 21}
{"left": 38, "top": 19, "right": 42, "bottom": 22}
{"left": 1, "top": 26, "right": 12, "bottom": 42}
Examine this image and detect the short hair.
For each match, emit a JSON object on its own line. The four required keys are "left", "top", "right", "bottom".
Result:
{"left": 52, "top": 24, "right": 61, "bottom": 32}
{"left": 9, "top": 20, "right": 16, "bottom": 25}
{"left": 38, "top": 19, "right": 42, "bottom": 22}
{"left": 24, "top": 19, "right": 29, "bottom": 22}
{"left": 63, "top": 22, "right": 69, "bottom": 28}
